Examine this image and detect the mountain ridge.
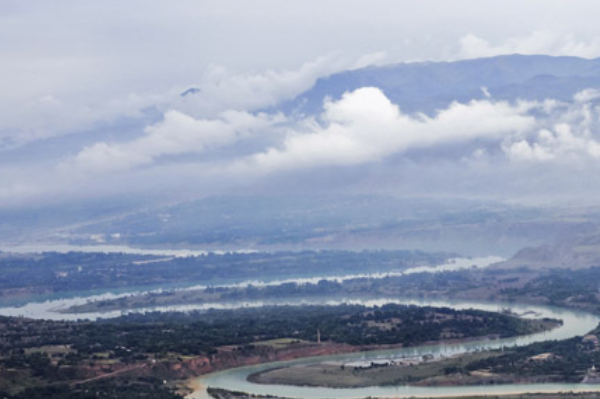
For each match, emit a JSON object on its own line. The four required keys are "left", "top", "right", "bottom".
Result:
{"left": 276, "top": 54, "right": 600, "bottom": 115}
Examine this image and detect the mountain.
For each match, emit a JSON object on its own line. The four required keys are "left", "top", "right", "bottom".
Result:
{"left": 500, "top": 226, "right": 600, "bottom": 269}
{"left": 57, "top": 194, "right": 600, "bottom": 257}
{"left": 280, "top": 54, "right": 600, "bottom": 115}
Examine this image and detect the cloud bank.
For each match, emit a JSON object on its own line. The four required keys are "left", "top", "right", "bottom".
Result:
{"left": 249, "top": 88, "right": 535, "bottom": 171}
{"left": 65, "top": 85, "right": 600, "bottom": 184}
{"left": 66, "top": 110, "right": 282, "bottom": 174}
{"left": 7, "top": 77, "right": 600, "bottom": 208}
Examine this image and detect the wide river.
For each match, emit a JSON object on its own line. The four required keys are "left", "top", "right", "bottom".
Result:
{"left": 190, "top": 299, "right": 600, "bottom": 399}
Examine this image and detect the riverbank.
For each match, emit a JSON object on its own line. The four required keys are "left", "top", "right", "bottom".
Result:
{"left": 247, "top": 320, "right": 561, "bottom": 389}
{"left": 204, "top": 387, "right": 600, "bottom": 399}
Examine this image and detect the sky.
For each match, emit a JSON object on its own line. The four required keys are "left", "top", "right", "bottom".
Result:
{"left": 4, "top": 0, "right": 600, "bottom": 208}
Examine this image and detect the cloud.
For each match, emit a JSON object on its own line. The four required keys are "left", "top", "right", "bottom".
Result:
{"left": 246, "top": 87, "right": 536, "bottom": 172}
{"left": 44, "top": 85, "right": 600, "bottom": 208}
{"left": 5, "top": 1, "right": 600, "bottom": 151}
{"left": 574, "top": 89, "right": 600, "bottom": 103}
{"left": 16, "top": 84, "right": 600, "bottom": 208}
{"left": 503, "top": 95, "right": 600, "bottom": 163}
{"left": 65, "top": 110, "right": 282, "bottom": 174}
{"left": 481, "top": 87, "right": 492, "bottom": 99}
{"left": 504, "top": 124, "right": 600, "bottom": 162}
{"left": 59, "top": 54, "right": 399, "bottom": 175}
{"left": 457, "top": 31, "right": 600, "bottom": 59}
{"left": 504, "top": 137, "right": 555, "bottom": 162}
{"left": 0, "top": 92, "right": 172, "bottom": 149}
{"left": 172, "top": 53, "right": 387, "bottom": 119}
{"left": 0, "top": 53, "right": 380, "bottom": 150}
{"left": 352, "top": 51, "right": 389, "bottom": 69}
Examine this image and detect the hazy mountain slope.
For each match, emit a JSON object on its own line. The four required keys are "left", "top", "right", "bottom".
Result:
{"left": 61, "top": 195, "right": 600, "bottom": 256}
{"left": 500, "top": 226, "right": 600, "bottom": 269}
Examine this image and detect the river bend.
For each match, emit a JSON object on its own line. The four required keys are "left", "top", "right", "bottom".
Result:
{"left": 191, "top": 299, "right": 600, "bottom": 398}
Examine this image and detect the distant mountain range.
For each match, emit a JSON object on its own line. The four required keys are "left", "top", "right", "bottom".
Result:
{"left": 276, "top": 54, "right": 600, "bottom": 115}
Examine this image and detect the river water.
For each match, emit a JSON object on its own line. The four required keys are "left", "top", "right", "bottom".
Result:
{"left": 0, "top": 255, "right": 502, "bottom": 320}
{"left": 0, "top": 243, "right": 257, "bottom": 257}
{"left": 192, "top": 299, "right": 600, "bottom": 398}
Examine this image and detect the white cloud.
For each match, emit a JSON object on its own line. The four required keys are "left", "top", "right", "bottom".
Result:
{"left": 481, "top": 87, "right": 492, "bottom": 99}
{"left": 574, "top": 89, "right": 600, "bottom": 103}
{"left": 457, "top": 31, "right": 600, "bottom": 59}
{"left": 503, "top": 91, "right": 600, "bottom": 162}
{"left": 44, "top": 85, "right": 600, "bottom": 206}
{"left": 504, "top": 123, "right": 600, "bottom": 163}
{"left": 17, "top": 84, "right": 600, "bottom": 207}
{"left": 352, "top": 51, "right": 389, "bottom": 69}
{"left": 0, "top": 92, "right": 172, "bottom": 149}
{"left": 246, "top": 87, "right": 536, "bottom": 172}
{"left": 504, "top": 138, "right": 555, "bottom": 162}
{"left": 65, "top": 110, "right": 282, "bottom": 174}
{"left": 0, "top": 53, "right": 379, "bottom": 150}
{"left": 57, "top": 53, "right": 401, "bottom": 175}
{"left": 172, "top": 54, "right": 385, "bottom": 119}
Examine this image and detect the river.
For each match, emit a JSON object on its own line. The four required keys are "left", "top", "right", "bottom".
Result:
{"left": 190, "top": 299, "right": 600, "bottom": 399}
{"left": 0, "top": 255, "right": 502, "bottom": 320}
{"left": 0, "top": 243, "right": 257, "bottom": 257}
